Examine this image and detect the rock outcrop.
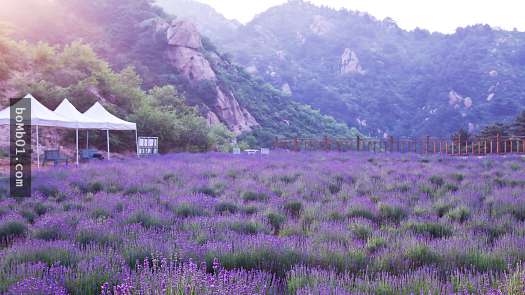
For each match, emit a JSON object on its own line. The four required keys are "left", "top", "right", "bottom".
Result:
{"left": 341, "top": 48, "right": 364, "bottom": 75}
{"left": 166, "top": 20, "right": 258, "bottom": 134}
{"left": 448, "top": 90, "right": 473, "bottom": 109}
{"left": 310, "top": 15, "right": 332, "bottom": 36}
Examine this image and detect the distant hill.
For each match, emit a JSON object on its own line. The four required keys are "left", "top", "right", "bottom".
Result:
{"left": 156, "top": 0, "right": 525, "bottom": 137}
{"left": 0, "top": 0, "right": 357, "bottom": 148}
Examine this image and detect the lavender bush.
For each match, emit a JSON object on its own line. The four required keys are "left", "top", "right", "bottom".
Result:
{"left": 0, "top": 152, "right": 524, "bottom": 294}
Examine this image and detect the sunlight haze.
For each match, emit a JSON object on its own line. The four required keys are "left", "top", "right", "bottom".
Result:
{"left": 196, "top": 0, "right": 525, "bottom": 33}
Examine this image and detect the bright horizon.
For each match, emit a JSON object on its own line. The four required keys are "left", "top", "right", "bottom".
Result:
{"left": 196, "top": 0, "right": 525, "bottom": 33}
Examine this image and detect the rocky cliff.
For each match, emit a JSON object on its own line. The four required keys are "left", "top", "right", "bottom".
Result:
{"left": 166, "top": 20, "right": 258, "bottom": 134}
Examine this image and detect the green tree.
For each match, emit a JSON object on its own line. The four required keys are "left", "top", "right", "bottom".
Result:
{"left": 510, "top": 111, "right": 525, "bottom": 136}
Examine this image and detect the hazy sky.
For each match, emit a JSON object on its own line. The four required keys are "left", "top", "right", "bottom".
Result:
{"left": 196, "top": 0, "right": 525, "bottom": 33}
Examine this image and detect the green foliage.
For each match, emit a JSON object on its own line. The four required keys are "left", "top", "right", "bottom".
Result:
{"left": 284, "top": 201, "right": 303, "bottom": 218}
{"left": 125, "top": 211, "right": 165, "bottom": 229}
{"left": 366, "top": 237, "right": 387, "bottom": 253}
{"left": 266, "top": 212, "right": 286, "bottom": 234}
{"left": 446, "top": 206, "right": 471, "bottom": 223}
{"left": 347, "top": 207, "right": 377, "bottom": 221}
{"left": 405, "top": 221, "right": 453, "bottom": 239}
{"left": 242, "top": 191, "right": 269, "bottom": 202}
{"left": 405, "top": 245, "right": 440, "bottom": 268}
{"left": 229, "top": 221, "right": 266, "bottom": 235}
{"left": 75, "top": 229, "right": 117, "bottom": 246}
{"left": 378, "top": 203, "right": 407, "bottom": 223}
{"left": 0, "top": 221, "right": 27, "bottom": 241}
{"left": 215, "top": 202, "right": 238, "bottom": 214}
{"left": 429, "top": 176, "right": 444, "bottom": 187}
{"left": 350, "top": 223, "right": 373, "bottom": 240}
{"left": 173, "top": 203, "right": 206, "bottom": 218}
{"left": 2, "top": 246, "right": 78, "bottom": 268}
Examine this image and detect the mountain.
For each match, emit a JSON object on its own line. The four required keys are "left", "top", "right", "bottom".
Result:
{"left": 157, "top": 0, "right": 525, "bottom": 137}
{"left": 0, "top": 0, "right": 356, "bottom": 148}
{"left": 155, "top": 0, "right": 240, "bottom": 45}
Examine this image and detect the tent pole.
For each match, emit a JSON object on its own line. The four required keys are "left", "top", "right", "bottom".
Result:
{"left": 36, "top": 125, "right": 40, "bottom": 169}
{"left": 76, "top": 128, "right": 79, "bottom": 166}
{"left": 135, "top": 129, "right": 139, "bottom": 158}
{"left": 106, "top": 130, "right": 110, "bottom": 160}
{"left": 86, "top": 130, "right": 89, "bottom": 149}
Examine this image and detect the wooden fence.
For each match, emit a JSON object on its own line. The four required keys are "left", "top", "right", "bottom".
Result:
{"left": 272, "top": 134, "right": 525, "bottom": 156}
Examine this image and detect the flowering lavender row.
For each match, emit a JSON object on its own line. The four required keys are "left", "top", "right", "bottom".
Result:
{"left": 0, "top": 152, "right": 524, "bottom": 294}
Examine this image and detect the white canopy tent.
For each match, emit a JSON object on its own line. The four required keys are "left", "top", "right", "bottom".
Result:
{"left": 0, "top": 94, "right": 76, "bottom": 168}
{"left": 82, "top": 102, "right": 138, "bottom": 160}
{"left": 0, "top": 94, "right": 138, "bottom": 167}
{"left": 54, "top": 99, "right": 111, "bottom": 165}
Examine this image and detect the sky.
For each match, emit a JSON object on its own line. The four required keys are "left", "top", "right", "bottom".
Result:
{"left": 196, "top": 0, "right": 525, "bottom": 33}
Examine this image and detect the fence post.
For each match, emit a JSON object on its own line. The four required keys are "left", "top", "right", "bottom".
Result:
{"left": 457, "top": 134, "right": 461, "bottom": 156}
{"left": 496, "top": 134, "right": 500, "bottom": 154}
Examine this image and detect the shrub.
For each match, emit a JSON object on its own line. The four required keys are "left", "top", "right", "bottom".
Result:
{"left": 193, "top": 185, "right": 223, "bottom": 197}
{"left": 33, "top": 227, "right": 63, "bottom": 241}
{"left": 215, "top": 202, "right": 238, "bottom": 214}
{"left": 405, "top": 221, "right": 452, "bottom": 238}
{"left": 76, "top": 181, "right": 104, "bottom": 194}
{"left": 242, "top": 191, "right": 269, "bottom": 202}
{"left": 267, "top": 212, "right": 286, "bottom": 234}
{"left": 405, "top": 245, "right": 440, "bottom": 268}
{"left": 126, "top": 211, "right": 165, "bottom": 228}
{"left": 444, "top": 183, "right": 459, "bottom": 192}
{"left": 241, "top": 206, "right": 258, "bottom": 215}
{"left": 328, "top": 211, "right": 345, "bottom": 221}
{"left": 284, "top": 201, "right": 303, "bottom": 217}
{"left": 229, "top": 221, "right": 266, "bottom": 235}
{"left": 123, "top": 246, "right": 153, "bottom": 269}
{"left": 378, "top": 203, "right": 407, "bottom": 223}
{"left": 34, "top": 203, "right": 49, "bottom": 216}
{"left": 347, "top": 207, "right": 376, "bottom": 221}
{"left": 454, "top": 251, "right": 506, "bottom": 272}
{"left": 0, "top": 220, "right": 27, "bottom": 241}
{"left": 350, "top": 223, "right": 372, "bottom": 240}
{"left": 90, "top": 208, "right": 111, "bottom": 219}
{"left": 2, "top": 243, "right": 78, "bottom": 267}
{"left": 318, "top": 250, "right": 367, "bottom": 273}
{"left": 124, "top": 185, "right": 160, "bottom": 196}
{"left": 366, "top": 237, "right": 387, "bottom": 253}
{"left": 36, "top": 184, "right": 66, "bottom": 200}
{"left": 20, "top": 209, "right": 36, "bottom": 223}
{"left": 450, "top": 173, "right": 465, "bottom": 182}
{"left": 429, "top": 176, "right": 444, "bottom": 187}
{"left": 433, "top": 201, "right": 454, "bottom": 217}
{"left": 279, "top": 174, "right": 300, "bottom": 184}
{"left": 328, "top": 180, "right": 342, "bottom": 194}
{"left": 173, "top": 203, "right": 206, "bottom": 218}
{"left": 75, "top": 229, "right": 117, "bottom": 246}
{"left": 446, "top": 206, "right": 470, "bottom": 223}
{"left": 208, "top": 248, "right": 304, "bottom": 277}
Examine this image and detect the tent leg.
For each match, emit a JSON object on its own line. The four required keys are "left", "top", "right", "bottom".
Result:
{"left": 36, "top": 125, "right": 40, "bottom": 169}
{"left": 86, "top": 130, "right": 89, "bottom": 149}
{"left": 106, "top": 130, "right": 110, "bottom": 160}
{"left": 135, "top": 130, "right": 139, "bottom": 158}
{"left": 76, "top": 129, "right": 79, "bottom": 166}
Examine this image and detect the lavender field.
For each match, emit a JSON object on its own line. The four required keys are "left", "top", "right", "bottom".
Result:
{"left": 0, "top": 152, "right": 525, "bottom": 294}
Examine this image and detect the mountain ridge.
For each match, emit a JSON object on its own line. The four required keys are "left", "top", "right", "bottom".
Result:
{"left": 157, "top": 0, "right": 525, "bottom": 137}
{"left": 0, "top": 0, "right": 357, "bottom": 148}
